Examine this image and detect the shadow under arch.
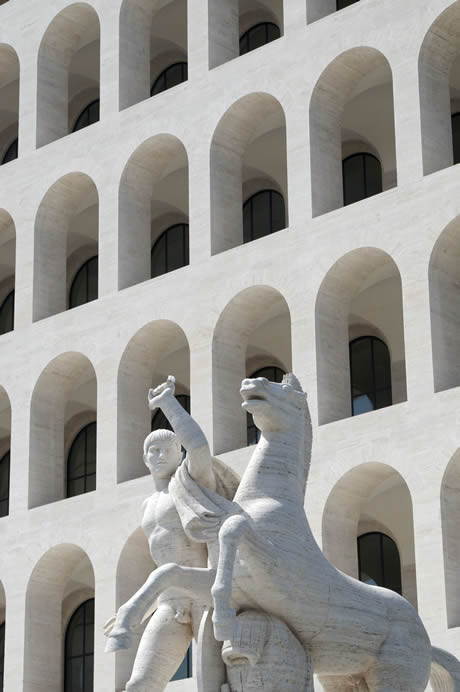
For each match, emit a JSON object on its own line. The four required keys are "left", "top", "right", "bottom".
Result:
{"left": 117, "top": 319, "right": 190, "bottom": 482}
{"left": 0, "top": 43, "right": 19, "bottom": 164}
{"left": 23, "top": 543, "right": 95, "bottom": 692}
{"left": 441, "top": 448, "right": 460, "bottom": 627}
{"left": 309, "top": 46, "right": 396, "bottom": 217}
{"left": 210, "top": 92, "right": 288, "bottom": 255}
{"left": 118, "top": 133, "right": 189, "bottom": 290}
{"left": 212, "top": 284, "right": 292, "bottom": 454}
{"left": 29, "top": 351, "right": 98, "bottom": 508}
{"left": 33, "top": 171, "right": 99, "bottom": 321}
{"left": 322, "top": 462, "right": 418, "bottom": 608}
{"left": 315, "top": 246, "right": 407, "bottom": 425}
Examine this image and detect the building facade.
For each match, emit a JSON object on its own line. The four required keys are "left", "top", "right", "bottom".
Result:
{"left": 0, "top": 0, "right": 459, "bottom": 689}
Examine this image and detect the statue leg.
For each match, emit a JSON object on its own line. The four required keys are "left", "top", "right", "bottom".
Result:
{"left": 106, "top": 564, "right": 215, "bottom": 652}
{"left": 124, "top": 604, "right": 192, "bottom": 692}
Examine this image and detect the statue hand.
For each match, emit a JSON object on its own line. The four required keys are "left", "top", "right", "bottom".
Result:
{"left": 148, "top": 376, "right": 176, "bottom": 410}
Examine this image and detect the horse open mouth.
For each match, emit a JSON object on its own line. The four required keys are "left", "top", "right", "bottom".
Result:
{"left": 241, "top": 391, "right": 268, "bottom": 405}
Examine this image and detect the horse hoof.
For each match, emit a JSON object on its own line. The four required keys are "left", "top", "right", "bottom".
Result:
{"left": 104, "top": 630, "right": 132, "bottom": 653}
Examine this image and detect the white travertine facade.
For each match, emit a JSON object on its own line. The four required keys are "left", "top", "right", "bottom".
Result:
{"left": 0, "top": 0, "right": 460, "bottom": 689}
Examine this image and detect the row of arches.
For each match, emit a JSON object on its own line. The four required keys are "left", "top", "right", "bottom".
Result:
{"left": 2, "top": 452, "right": 460, "bottom": 690}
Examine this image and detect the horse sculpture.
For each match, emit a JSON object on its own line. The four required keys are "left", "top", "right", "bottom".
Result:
{"left": 107, "top": 374, "right": 460, "bottom": 691}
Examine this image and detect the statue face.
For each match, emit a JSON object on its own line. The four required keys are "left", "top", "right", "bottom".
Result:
{"left": 144, "top": 442, "right": 181, "bottom": 478}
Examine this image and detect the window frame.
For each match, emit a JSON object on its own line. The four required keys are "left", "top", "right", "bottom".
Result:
{"left": 349, "top": 335, "right": 392, "bottom": 417}
{"left": 0, "top": 290, "right": 14, "bottom": 335}
{"left": 1, "top": 138, "right": 18, "bottom": 165}
{"left": 151, "top": 223, "right": 189, "bottom": 279}
{"left": 69, "top": 256, "right": 98, "bottom": 310}
{"left": 151, "top": 62, "right": 188, "bottom": 97}
{"left": 342, "top": 152, "right": 382, "bottom": 206}
{"left": 242, "top": 189, "right": 286, "bottom": 244}
{"left": 72, "top": 100, "right": 100, "bottom": 133}
{"left": 66, "top": 422, "right": 97, "bottom": 498}
{"left": 0, "top": 451, "right": 10, "bottom": 518}
{"left": 239, "top": 21, "right": 281, "bottom": 56}
{"left": 64, "top": 598, "right": 94, "bottom": 692}
{"left": 0, "top": 621, "right": 4, "bottom": 691}
{"left": 357, "top": 531, "right": 402, "bottom": 595}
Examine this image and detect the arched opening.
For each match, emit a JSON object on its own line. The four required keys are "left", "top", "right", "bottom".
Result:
{"left": 316, "top": 248, "right": 407, "bottom": 425}
{"left": 119, "top": 135, "right": 189, "bottom": 290}
{"left": 29, "top": 353, "right": 97, "bottom": 508}
{"left": 37, "top": 3, "right": 100, "bottom": 147}
{"left": 429, "top": 216, "right": 460, "bottom": 392}
{"left": 310, "top": 47, "right": 396, "bottom": 216}
{"left": 151, "top": 223, "right": 189, "bottom": 279}
{"left": 342, "top": 152, "right": 382, "bottom": 207}
{"left": 246, "top": 365, "right": 285, "bottom": 445}
{"left": 33, "top": 173, "right": 99, "bottom": 321}
{"left": 209, "top": 0, "right": 283, "bottom": 68}
{"left": 243, "top": 189, "right": 285, "bottom": 244}
{"left": 441, "top": 450, "right": 460, "bottom": 627}
{"left": 24, "top": 545, "right": 95, "bottom": 692}
{"left": 323, "top": 463, "right": 417, "bottom": 607}
{"left": 0, "top": 211, "right": 15, "bottom": 334}
{"left": 0, "top": 45, "right": 19, "bottom": 164}
{"left": 358, "top": 532, "right": 402, "bottom": 593}
{"left": 66, "top": 422, "right": 96, "bottom": 498}
{"left": 349, "top": 336, "right": 392, "bottom": 416}
{"left": 64, "top": 598, "right": 94, "bottom": 692}
{"left": 117, "top": 321, "right": 190, "bottom": 482}
{"left": 213, "top": 286, "right": 291, "bottom": 453}
{"left": 419, "top": 2, "right": 460, "bottom": 175}
{"left": 210, "top": 93, "right": 287, "bottom": 255}
{"left": 0, "top": 387, "right": 11, "bottom": 518}
{"left": 69, "top": 256, "right": 98, "bottom": 310}
{"left": 119, "top": 0, "right": 188, "bottom": 110}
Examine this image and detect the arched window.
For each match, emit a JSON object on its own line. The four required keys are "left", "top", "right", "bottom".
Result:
{"left": 67, "top": 423, "right": 96, "bottom": 498}
{"left": 349, "top": 336, "right": 392, "bottom": 416}
{"left": 0, "top": 622, "right": 4, "bottom": 690}
{"left": 452, "top": 113, "right": 460, "bottom": 165}
{"left": 239, "top": 22, "right": 281, "bottom": 56}
{"left": 172, "top": 646, "right": 192, "bottom": 681}
{"left": 151, "top": 224, "right": 189, "bottom": 279}
{"left": 0, "top": 451, "right": 9, "bottom": 518}
{"left": 247, "top": 366, "right": 285, "bottom": 445}
{"left": 0, "top": 291, "right": 14, "bottom": 335}
{"left": 342, "top": 153, "right": 382, "bottom": 206}
{"left": 69, "top": 257, "right": 98, "bottom": 309}
{"left": 358, "top": 532, "right": 402, "bottom": 594}
{"left": 337, "top": 0, "right": 359, "bottom": 10}
{"left": 151, "top": 63, "right": 188, "bottom": 97}
{"left": 243, "top": 190, "right": 286, "bottom": 244}
{"left": 73, "top": 100, "right": 100, "bottom": 133}
{"left": 151, "top": 394, "right": 190, "bottom": 432}
{"left": 64, "top": 599, "right": 94, "bottom": 692}
{"left": 1, "top": 138, "right": 17, "bottom": 165}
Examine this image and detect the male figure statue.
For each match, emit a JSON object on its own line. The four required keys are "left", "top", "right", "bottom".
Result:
{"left": 104, "top": 376, "right": 238, "bottom": 692}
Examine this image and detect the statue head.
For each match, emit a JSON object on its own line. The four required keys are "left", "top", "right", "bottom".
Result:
{"left": 143, "top": 429, "right": 182, "bottom": 479}
{"left": 240, "top": 373, "right": 306, "bottom": 434}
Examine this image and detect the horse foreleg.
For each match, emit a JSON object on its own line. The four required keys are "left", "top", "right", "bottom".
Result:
{"left": 211, "top": 514, "right": 249, "bottom": 641}
{"left": 105, "top": 563, "right": 215, "bottom": 652}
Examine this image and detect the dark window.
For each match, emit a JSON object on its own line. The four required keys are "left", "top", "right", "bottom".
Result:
{"left": 342, "top": 153, "right": 382, "bottom": 206}
{"left": 0, "top": 452, "right": 9, "bottom": 518}
{"left": 73, "top": 100, "right": 100, "bottom": 133}
{"left": 151, "top": 224, "right": 189, "bottom": 279}
{"left": 64, "top": 599, "right": 94, "bottom": 692}
{"left": 452, "top": 113, "right": 460, "bottom": 165}
{"left": 171, "top": 646, "right": 192, "bottom": 680}
{"left": 0, "top": 291, "right": 14, "bottom": 335}
{"left": 239, "top": 22, "right": 281, "bottom": 55}
{"left": 243, "top": 190, "right": 286, "bottom": 244}
{"left": 151, "top": 63, "right": 188, "bottom": 97}
{"left": 152, "top": 394, "right": 190, "bottom": 432}
{"left": 69, "top": 257, "right": 98, "bottom": 309}
{"left": 349, "top": 336, "right": 392, "bottom": 417}
{"left": 247, "top": 366, "right": 285, "bottom": 445}
{"left": 1, "top": 138, "right": 17, "bottom": 165}
{"left": 0, "top": 622, "right": 4, "bottom": 691}
{"left": 358, "top": 532, "right": 402, "bottom": 594}
{"left": 337, "top": 0, "right": 359, "bottom": 9}
{"left": 67, "top": 423, "right": 96, "bottom": 498}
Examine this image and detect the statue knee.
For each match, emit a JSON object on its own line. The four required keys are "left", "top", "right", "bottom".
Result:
{"left": 220, "top": 515, "right": 247, "bottom": 542}
{"left": 125, "top": 679, "right": 151, "bottom": 692}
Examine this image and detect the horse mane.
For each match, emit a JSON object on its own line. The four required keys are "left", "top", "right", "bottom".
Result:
{"left": 282, "top": 373, "right": 312, "bottom": 496}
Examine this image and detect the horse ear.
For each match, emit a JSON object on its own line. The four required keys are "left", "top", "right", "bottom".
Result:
{"left": 282, "top": 373, "right": 303, "bottom": 393}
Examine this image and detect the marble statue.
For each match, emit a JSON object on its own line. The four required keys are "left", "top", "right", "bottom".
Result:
{"left": 106, "top": 373, "right": 460, "bottom": 692}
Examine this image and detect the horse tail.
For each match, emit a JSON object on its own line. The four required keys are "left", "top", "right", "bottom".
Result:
{"left": 431, "top": 646, "right": 460, "bottom": 691}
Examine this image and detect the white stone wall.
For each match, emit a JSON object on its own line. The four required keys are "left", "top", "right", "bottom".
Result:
{"left": 0, "top": 0, "right": 460, "bottom": 689}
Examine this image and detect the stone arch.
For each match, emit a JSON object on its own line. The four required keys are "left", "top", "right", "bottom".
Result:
{"left": 419, "top": 0, "right": 460, "bottom": 175}
{"left": 37, "top": 3, "right": 100, "bottom": 147}
{"left": 119, "top": 0, "right": 188, "bottom": 110}
{"left": 210, "top": 93, "right": 288, "bottom": 255}
{"left": 309, "top": 47, "right": 396, "bottom": 216}
{"left": 212, "top": 285, "right": 291, "bottom": 453}
{"left": 0, "top": 44, "right": 19, "bottom": 164}
{"left": 315, "top": 247, "right": 407, "bottom": 425}
{"left": 0, "top": 210, "right": 16, "bottom": 332}
{"left": 117, "top": 320, "right": 190, "bottom": 482}
{"left": 115, "top": 528, "right": 153, "bottom": 689}
{"left": 33, "top": 172, "right": 99, "bottom": 321}
{"left": 441, "top": 450, "right": 460, "bottom": 627}
{"left": 429, "top": 215, "right": 460, "bottom": 393}
{"left": 323, "top": 462, "right": 418, "bottom": 608}
{"left": 29, "top": 352, "right": 97, "bottom": 508}
{"left": 24, "top": 544, "right": 95, "bottom": 692}
{"left": 118, "top": 134, "right": 189, "bottom": 290}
